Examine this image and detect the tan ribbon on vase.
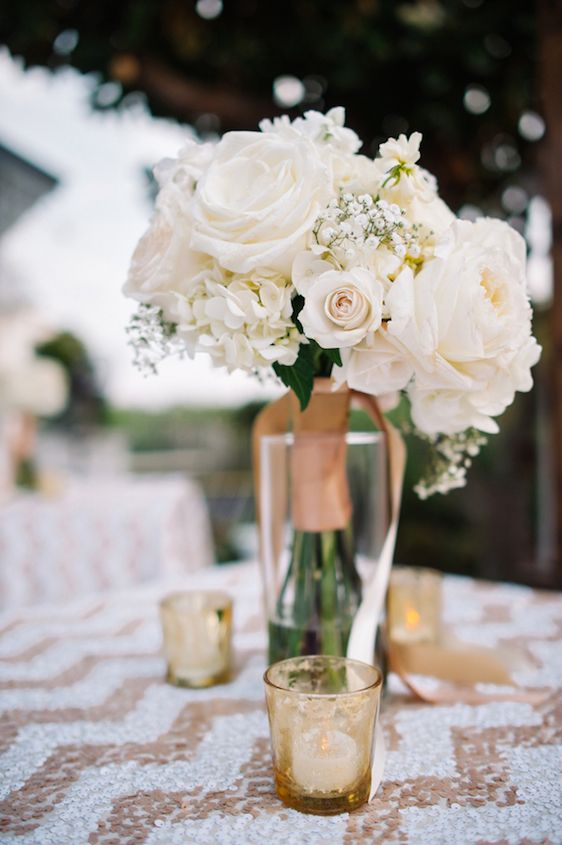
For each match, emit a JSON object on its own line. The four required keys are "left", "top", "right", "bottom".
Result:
{"left": 252, "top": 379, "right": 354, "bottom": 579}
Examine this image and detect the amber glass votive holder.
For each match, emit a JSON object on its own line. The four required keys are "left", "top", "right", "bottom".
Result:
{"left": 264, "top": 655, "right": 382, "bottom": 815}
{"left": 387, "top": 566, "right": 442, "bottom": 644}
{"left": 160, "top": 591, "right": 232, "bottom": 688}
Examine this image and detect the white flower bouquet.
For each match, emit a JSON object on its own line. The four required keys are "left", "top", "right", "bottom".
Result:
{"left": 125, "top": 107, "right": 540, "bottom": 497}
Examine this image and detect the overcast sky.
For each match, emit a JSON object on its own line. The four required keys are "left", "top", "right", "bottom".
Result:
{"left": 0, "top": 49, "right": 280, "bottom": 408}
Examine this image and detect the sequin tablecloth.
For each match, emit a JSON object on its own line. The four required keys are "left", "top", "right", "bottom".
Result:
{"left": 0, "top": 474, "right": 214, "bottom": 610}
{"left": 0, "top": 562, "right": 560, "bottom": 845}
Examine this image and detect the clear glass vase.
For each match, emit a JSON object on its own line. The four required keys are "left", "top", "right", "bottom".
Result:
{"left": 259, "top": 430, "right": 388, "bottom": 664}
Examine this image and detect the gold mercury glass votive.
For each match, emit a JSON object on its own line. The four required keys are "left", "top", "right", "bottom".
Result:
{"left": 387, "top": 566, "right": 442, "bottom": 644}
{"left": 264, "top": 655, "right": 383, "bottom": 815}
{"left": 160, "top": 591, "right": 232, "bottom": 688}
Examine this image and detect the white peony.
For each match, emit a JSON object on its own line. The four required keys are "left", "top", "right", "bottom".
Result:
{"left": 188, "top": 130, "right": 332, "bottom": 275}
{"left": 333, "top": 329, "right": 414, "bottom": 396}
{"left": 387, "top": 218, "right": 541, "bottom": 434}
{"left": 294, "top": 266, "right": 383, "bottom": 348}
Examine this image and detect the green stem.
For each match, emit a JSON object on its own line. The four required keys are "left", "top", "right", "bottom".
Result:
{"left": 320, "top": 531, "right": 340, "bottom": 655}
{"left": 286, "top": 531, "right": 314, "bottom": 657}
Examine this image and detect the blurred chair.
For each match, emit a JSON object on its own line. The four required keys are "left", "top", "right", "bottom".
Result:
{"left": 0, "top": 474, "right": 214, "bottom": 609}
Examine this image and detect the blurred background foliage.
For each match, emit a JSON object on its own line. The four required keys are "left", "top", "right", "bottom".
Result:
{"left": 2, "top": 0, "right": 557, "bottom": 583}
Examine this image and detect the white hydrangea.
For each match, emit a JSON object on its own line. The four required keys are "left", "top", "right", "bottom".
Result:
{"left": 129, "top": 265, "right": 302, "bottom": 374}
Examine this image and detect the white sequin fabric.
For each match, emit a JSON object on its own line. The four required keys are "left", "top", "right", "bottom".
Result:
{"left": 0, "top": 562, "right": 560, "bottom": 844}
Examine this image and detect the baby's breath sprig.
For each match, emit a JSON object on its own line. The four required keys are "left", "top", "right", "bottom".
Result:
{"left": 413, "top": 428, "right": 488, "bottom": 499}
{"left": 126, "top": 304, "right": 183, "bottom": 374}
{"left": 313, "top": 191, "right": 421, "bottom": 262}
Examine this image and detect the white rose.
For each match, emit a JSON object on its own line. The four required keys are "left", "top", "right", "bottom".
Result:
{"left": 387, "top": 218, "right": 541, "bottom": 434}
{"left": 333, "top": 329, "right": 414, "bottom": 395}
{"left": 295, "top": 266, "right": 383, "bottom": 348}
{"left": 189, "top": 130, "right": 332, "bottom": 275}
{"left": 123, "top": 209, "right": 211, "bottom": 323}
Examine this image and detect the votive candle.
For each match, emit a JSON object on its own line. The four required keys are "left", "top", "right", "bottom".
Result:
{"left": 160, "top": 591, "right": 232, "bottom": 688}
{"left": 264, "top": 655, "right": 382, "bottom": 815}
{"left": 387, "top": 567, "right": 442, "bottom": 644}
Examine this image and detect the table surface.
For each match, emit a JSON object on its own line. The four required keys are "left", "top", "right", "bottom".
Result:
{"left": 0, "top": 562, "right": 560, "bottom": 845}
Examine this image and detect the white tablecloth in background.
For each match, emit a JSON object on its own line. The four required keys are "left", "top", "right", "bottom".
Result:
{"left": 0, "top": 474, "right": 214, "bottom": 609}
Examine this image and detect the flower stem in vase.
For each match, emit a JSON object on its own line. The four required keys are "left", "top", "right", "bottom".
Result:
{"left": 268, "top": 523, "right": 362, "bottom": 664}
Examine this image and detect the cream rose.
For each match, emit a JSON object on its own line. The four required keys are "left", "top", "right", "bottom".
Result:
{"left": 295, "top": 266, "right": 383, "bottom": 348}
{"left": 188, "top": 130, "right": 332, "bottom": 275}
{"left": 387, "top": 218, "right": 541, "bottom": 434}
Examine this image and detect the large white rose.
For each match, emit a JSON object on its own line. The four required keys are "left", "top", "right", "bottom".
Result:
{"left": 123, "top": 208, "right": 212, "bottom": 323}
{"left": 189, "top": 130, "right": 332, "bottom": 275}
{"left": 387, "top": 218, "right": 541, "bottom": 434}
{"left": 295, "top": 266, "right": 383, "bottom": 348}
{"left": 333, "top": 329, "right": 414, "bottom": 395}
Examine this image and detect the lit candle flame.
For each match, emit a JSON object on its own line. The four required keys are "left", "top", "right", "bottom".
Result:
{"left": 320, "top": 734, "right": 330, "bottom": 753}
{"left": 405, "top": 606, "right": 421, "bottom": 631}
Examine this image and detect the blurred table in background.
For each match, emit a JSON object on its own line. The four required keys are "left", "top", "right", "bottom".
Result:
{"left": 0, "top": 474, "right": 214, "bottom": 610}
{"left": 0, "top": 562, "right": 560, "bottom": 844}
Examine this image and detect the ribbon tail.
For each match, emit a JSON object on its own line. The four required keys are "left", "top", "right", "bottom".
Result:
{"left": 252, "top": 393, "right": 291, "bottom": 614}
{"left": 369, "top": 719, "right": 386, "bottom": 800}
{"left": 346, "top": 394, "right": 406, "bottom": 664}
{"left": 345, "top": 392, "right": 406, "bottom": 803}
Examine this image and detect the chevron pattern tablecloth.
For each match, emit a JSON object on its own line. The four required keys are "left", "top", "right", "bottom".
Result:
{"left": 0, "top": 562, "right": 561, "bottom": 845}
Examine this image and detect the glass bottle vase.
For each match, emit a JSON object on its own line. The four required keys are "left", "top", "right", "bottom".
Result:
{"left": 259, "top": 427, "right": 388, "bottom": 665}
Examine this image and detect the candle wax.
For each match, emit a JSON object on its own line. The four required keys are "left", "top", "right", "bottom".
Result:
{"left": 291, "top": 729, "right": 360, "bottom": 793}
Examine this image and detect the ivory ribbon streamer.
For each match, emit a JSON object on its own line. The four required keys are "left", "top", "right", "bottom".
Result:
{"left": 344, "top": 392, "right": 407, "bottom": 801}
{"left": 388, "top": 637, "right": 550, "bottom": 706}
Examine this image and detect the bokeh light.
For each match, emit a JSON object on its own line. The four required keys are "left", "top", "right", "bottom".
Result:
{"left": 196, "top": 0, "right": 223, "bottom": 20}
{"left": 53, "top": 29, "right": 79, "bottom": 56}
{"left": 463, "top": 84, "right": 491, "bottom": 114}
{"left": 502, "top": 185, "right": 528, "bottom": 213}
{"left": 518, "top": 111, "right": 546, "bottom": 142}
{"left": 273, "top": 75, "right": 305, "bottom": 108}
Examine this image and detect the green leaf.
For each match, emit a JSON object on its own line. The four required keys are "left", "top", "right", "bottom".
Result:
{"left": 273, "top": 343, "right": 314, "bottom": 410}
{"left": 322, "top": 347, "right": 342, "bottom": 368}
{"left": 291, "top": 294, "right": 305, "bottom": 333}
